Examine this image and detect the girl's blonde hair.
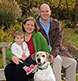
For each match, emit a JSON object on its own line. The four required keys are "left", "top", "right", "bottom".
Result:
{"left": 13, "top": 30, "right": 24, "bottom": 39}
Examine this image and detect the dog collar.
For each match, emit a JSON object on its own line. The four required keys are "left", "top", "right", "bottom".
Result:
{"left": 37, "top": 64, "right": 48, "bottom": 70}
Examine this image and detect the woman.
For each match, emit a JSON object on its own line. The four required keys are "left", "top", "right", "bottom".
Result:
{"left": 4, "top": 17, "right": 51, "bottom": 81}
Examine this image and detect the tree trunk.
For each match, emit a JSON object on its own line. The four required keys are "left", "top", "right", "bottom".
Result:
{"left": 74, "top": 0, "right": 78, "bottom": 26}
{"left": 66, "top": 0, "right": 73, "bottom": 25}
{"left": 55, "top": 0, "right": 62, "bottom": 19}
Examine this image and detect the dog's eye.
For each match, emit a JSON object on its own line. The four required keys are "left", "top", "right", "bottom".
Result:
{"left": 42, "top": 55, "right": 45, "bottom": 57}
{"left": 37, "top": 54, "right": 39, "bottom": 57}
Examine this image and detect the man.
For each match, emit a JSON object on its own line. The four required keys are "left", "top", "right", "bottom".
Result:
{"left": 36, "top": 3, "right": 77, "bottom": 81}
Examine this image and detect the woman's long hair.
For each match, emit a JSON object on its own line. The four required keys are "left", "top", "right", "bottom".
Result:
{"left": 22, "top": 17, "right": 39, "bottom": 32}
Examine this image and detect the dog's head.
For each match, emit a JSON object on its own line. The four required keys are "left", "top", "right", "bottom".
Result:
{"left": 32, "top": 51, "right": 53, "bottom": 66}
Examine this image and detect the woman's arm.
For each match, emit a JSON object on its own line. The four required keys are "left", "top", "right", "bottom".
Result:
{"left": 6, "top": 47, "right": 15, "bottom": 60}
{"left": 6, "top": 40, "right": 15, "bottom": 60}
{"left": 38, "top": 32, "right": 50, "bottom": 53}
{"left": 39, "top": 32, "right": 54, "bottom": 63}
{"left": 7, "top": 43, "right": 23, "bottom": 64}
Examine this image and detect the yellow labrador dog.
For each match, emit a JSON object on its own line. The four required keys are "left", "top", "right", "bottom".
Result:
{"left": 32, "top": 51, "right": 56, "bottom": 81}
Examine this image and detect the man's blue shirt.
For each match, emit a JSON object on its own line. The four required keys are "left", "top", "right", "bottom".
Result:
{"left": 39, "top": 17, "right": 50, "bottom": 46}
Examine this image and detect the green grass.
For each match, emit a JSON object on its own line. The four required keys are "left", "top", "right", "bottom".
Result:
{"left": 76, "top": 75, "right": 78, "bottom": 81}
{"left": 62, "top": 28, "right": 78, "bottom": 48}
{"left": 62, "top": 28, "right": 78, "bottom": 81}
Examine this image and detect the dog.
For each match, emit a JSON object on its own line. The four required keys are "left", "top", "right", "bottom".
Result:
{"left": 32, "top": 51, "right": 56, "bottom": 81}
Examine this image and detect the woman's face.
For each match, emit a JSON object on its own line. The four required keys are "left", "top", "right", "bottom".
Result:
{"left": 23, "top": 20, "right": 35, "bottom": 34}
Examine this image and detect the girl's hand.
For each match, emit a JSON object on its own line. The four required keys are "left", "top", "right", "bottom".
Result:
{"left": 21, "top": 56, "right": 27, "bottom": 61}
{"left": 11, "top": 56, "right": 23, "bottom": 65}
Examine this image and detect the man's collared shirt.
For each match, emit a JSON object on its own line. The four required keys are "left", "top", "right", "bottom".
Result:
{"left": 39, "top": 17, "right": 51, "bottom": 46}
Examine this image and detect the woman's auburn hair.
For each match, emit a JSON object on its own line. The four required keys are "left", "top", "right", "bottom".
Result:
{"left": 22, "top": 17, "right": 40, "bottom": 32}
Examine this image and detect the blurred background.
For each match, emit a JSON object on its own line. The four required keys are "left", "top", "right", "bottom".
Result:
{"left": 0, "top": 0, "right": 78, "bottom": 81}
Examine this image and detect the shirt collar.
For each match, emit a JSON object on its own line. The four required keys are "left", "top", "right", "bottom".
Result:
{"left": 39, "top": 17, "right": 50, "bottom": 24}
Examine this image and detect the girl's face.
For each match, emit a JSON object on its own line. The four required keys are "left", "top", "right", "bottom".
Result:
{"left": 14, "top": 35, "right": 24, "bottom": 45}
{"left": 23, "top": 20, "right": 35, "bottom": 34}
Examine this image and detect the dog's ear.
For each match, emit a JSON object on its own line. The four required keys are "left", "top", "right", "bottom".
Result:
{"left": 31, "top": 52, "right": 36, "bottom": 61}
{"left": 49, "top": 54, "right": 54, "bottom": 63}
{"left": 47, "top": 53, "right": 54, "bottom": 63}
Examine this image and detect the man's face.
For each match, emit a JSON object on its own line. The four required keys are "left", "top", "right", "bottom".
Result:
{"left": 39, "top": 5, "right": 51, "bottom": 21}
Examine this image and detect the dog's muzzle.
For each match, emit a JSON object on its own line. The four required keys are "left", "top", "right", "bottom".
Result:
{"left": 37, "top": 58, "right": 45, "bottom": 66}
{"left": 37, "top": 58, "right": 41, "bottom": 62}
{"left": 37, "top": 58, "right": 42, "bottom": 66}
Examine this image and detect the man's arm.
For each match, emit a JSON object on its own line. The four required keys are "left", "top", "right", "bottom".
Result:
{"left": 51, "top": 21, "right": 63, "bottom": 57}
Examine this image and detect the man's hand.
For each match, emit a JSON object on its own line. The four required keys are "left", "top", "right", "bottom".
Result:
{"left": 50, "top": 55, "right": 54, "bottom": 63}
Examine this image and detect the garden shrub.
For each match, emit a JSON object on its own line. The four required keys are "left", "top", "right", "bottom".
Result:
{"left": 0, "top": 23, "right": 22, "bottom": 42}
{"left": 0, "top": 0, "right": 22, "bottom": 30}
{"left": 30, "top": 7, "right": 39, "bottom": 19}
{"left": 65, "top": 22, "right": 71, "bottom": 28}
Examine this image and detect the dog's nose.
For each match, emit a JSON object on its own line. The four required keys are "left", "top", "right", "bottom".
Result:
{"left": 37, "top": 58, "right": 41, "bottom": 62}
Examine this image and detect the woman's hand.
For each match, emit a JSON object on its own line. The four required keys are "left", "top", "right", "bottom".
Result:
{"left": 7, "top": 42, "right": 12, "bottom": 49}
{"left": 11, "top": 56, "right": 23, "bottom": 65}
